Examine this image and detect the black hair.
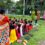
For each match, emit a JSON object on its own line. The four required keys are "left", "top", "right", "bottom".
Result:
{"left": 10, "top": 23, "right": 15, "bottom": 30}
{"left": 0, "top": 8, "right": 5, "bottom": 14}
{"left": 18, "top": 24, "right": 21, "bottom": 33}
{"left": 24, "top": 19, "right": 27, "bottom": 24}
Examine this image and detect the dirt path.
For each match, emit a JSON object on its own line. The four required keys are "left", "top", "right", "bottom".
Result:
{"left": 38, "top": 40, "right": 45, "bottom": 45}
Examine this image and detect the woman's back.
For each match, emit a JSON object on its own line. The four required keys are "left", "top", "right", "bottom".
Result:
{"left": 0, "top": 8, "right": 9, "bottom": 45}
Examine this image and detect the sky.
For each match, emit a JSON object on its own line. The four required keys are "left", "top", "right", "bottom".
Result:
{"left": 11, "top": 0, "right": 20, "bottom": 2}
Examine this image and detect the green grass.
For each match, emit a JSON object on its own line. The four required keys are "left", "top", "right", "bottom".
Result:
{"left": 9, "top": 14, "right": 45, "bottom": 45}
{"left": 7, "top": 14, "right": 32, "bottom": 20}
{"left": 10, "top": 20, "right": 45, "bottom": 45}
{"left": 29, "top": 20, "right": 45, "bottom": 45}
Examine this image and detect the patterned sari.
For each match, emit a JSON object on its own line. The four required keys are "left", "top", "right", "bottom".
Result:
{"left": 0, "top": 15, "right": 9, "bottom": 45}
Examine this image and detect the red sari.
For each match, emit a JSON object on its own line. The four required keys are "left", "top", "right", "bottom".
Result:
{"left": 26, "top": 24, "right": 33, "bottom": 32}
{"left": 16, "top": 26, "right": 21, "bottom": 39}
{"left": 28, "top": 25, "right": 33, "bottom": 30}
{"left": 14, "top": 24, "right": 21, "bottom": 39}
{"left": 0, "top": 15, "right": 9, "bottom": 45}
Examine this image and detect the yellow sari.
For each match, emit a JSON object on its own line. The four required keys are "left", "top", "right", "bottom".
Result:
{"left": 10, "top": 29, "right": 17, "bottom": 43}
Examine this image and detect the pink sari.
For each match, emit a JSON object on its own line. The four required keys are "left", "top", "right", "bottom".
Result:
{"left": 43, "top": 11, "right": 45, "bottom": 20}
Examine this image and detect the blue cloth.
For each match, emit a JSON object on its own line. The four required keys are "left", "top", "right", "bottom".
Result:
{"left": 0, "top": 39, "right": 2, "bottom": 43}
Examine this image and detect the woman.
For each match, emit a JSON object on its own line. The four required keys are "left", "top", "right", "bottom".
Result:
{"left": 9, "top": 24, "right": 17, "bottom": 43}
{"left": 37, "top": 10, "right": 40, "bottom": 20}
{"left": 31, "top": 10, "right": 36, "bottom": 20}
{"left": 43, "top": 10, "right": 45, "bottom": 20}
{"left": 0, "top": 8, "right": 9, "bottom": 45}
{"left": 20, "top": 23, "right": 24, "bottom": 37}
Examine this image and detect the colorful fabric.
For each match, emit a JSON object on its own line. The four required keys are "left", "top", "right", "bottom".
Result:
{"left": 28, "top": 25, "right": 33, "bottom": 30}
{"left": 0, "top": 15, "right": 9, "bottom": 45}
{"left": 10, "top": 29, "right": 17, "bottom": 43}
{"left": 43, "top": 11, "right": 45, "bottom": 20}
{"left": 0, "top": 23, "right": 9, "bottom": 45}
{"left": 0, "top": 15, "right": 9, "bottom": 25}
{"left": 20, "top": 23, "right": 24, "bottom": 37}
{"left": 16, "top": 30, "right": 21, "bottom": 39}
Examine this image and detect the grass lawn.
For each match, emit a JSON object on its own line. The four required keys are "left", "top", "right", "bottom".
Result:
{"left": 29, "top": 20, "right": 45, "bottom": 45}
{"left": 10, "top": 20, "right": 45, "bottom": 45}
{"left": 8, "top": 14, "right": 32, "bottom": 20}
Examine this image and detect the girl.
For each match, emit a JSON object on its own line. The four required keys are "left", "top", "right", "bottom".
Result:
{"left": 9, "top": 23, "right": 17, "bottom": 44}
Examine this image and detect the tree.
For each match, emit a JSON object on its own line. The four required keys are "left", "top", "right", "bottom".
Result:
{"left": 0, "top": 0, "right": 13, "bottom": 9}
{"left": 15, "top": 0, "right": 32, "bottom": 15}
